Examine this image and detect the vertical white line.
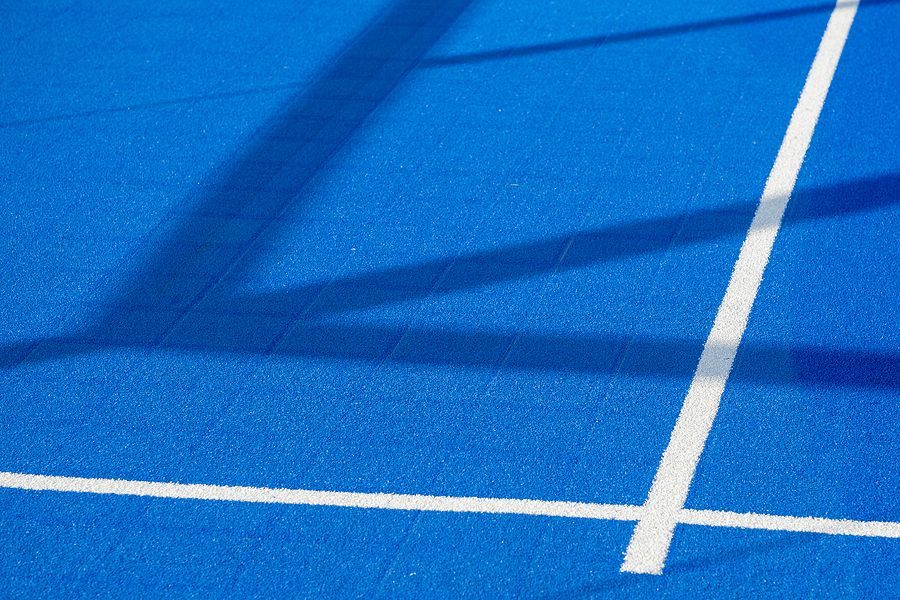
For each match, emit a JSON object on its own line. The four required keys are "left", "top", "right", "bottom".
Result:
{"left": 621, "top": 0, "right": 860, "bottom": 575}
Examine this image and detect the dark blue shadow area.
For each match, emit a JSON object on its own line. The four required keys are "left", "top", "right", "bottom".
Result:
{"left": 419, "top": 0, "right": 897, "bottom": 68}
{"left": 8, "top": 326, "right": 896, "bottom": 389}
{"left": 92, "top": 0, "right": 474, "bottom": 344}
{"left": 240, "top": 173, "right": 900, "bottom": 316}
{"left": 2, "top": 174, "right": 898, "bottom": 390}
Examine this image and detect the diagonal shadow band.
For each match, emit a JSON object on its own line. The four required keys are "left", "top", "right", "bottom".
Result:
{"left": 420, "top": 0, "right": 896, "bottom": 68}
{"left": 3, "top": 324, "right": 898, "bottom": 390}
{"left": 229, "top": 173, "right": 900, "bottom": 317}
{"left": 3, "top": 172, "right": 898, "bottom": 389}
{"left": 98, "top": 0, "right": 475, "bottom": 347}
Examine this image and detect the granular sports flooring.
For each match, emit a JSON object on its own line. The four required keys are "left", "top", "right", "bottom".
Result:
{"left": 1, "top": 0, "right": 897, "bottom": 596}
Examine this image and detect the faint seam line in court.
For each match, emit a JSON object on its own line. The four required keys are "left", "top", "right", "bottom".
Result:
{"left": 0, "top": 471, "right": 898, "bottom": 539}
{"left": 0, "top": 82, "right": 310, "bottom": 129}
{"left": 621, "top": 0, "right": 861, "bottom": 576}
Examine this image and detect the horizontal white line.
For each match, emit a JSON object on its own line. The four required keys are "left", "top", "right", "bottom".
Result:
{"left": 1, "top": 471, "right": 897, "bottom": 539}
{"left": 682, "top": 508, "right": 900, "bottom": 538}
{"left": 0, "top": 471, "right": 641, "bottom": 521}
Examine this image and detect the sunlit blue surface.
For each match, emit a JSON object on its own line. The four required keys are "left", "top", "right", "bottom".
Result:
{"left": 0, "top": 0, "right": 897, "bottom": 596}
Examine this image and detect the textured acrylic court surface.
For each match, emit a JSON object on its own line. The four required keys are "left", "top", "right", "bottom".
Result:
{"left": 0, "top": 0, "right": 898, "bottom": 597}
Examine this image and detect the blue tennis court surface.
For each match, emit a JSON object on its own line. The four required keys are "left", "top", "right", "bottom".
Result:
{"left": 1, "top": 0, "right": 897, "bottom": 596}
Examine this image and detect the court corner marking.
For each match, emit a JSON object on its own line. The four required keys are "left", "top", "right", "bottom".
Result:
{"left": 0, "top": 470, "right": 897, "bottom": 542}
{"left": 621, "top": 0, "right": 861, "bottom": 576}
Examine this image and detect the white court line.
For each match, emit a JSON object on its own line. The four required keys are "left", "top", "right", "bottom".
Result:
{"left": 1, "top": 471, "right": 898, "bottom": 539}
{"left": 621, "top": 0, "right": 860, "bottom": 575}
{"left": 0, "top": 471, "right": 641, "bottom": 522}
{"left": 681, "top": 509, "right": 900, "bottom": 538}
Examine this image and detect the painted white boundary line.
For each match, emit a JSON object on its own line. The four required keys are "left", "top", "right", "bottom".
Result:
{"left": 0, "top": 471, "right": 641, "bottom": 521}
{"left": 621, "top": 0, "right": 861, "bottom": 575}
{"left": 681, "top": 509, "right": 900, "bottom": 538}
{"left": 1, "top": 471, "right": 897, "bottom": 539}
